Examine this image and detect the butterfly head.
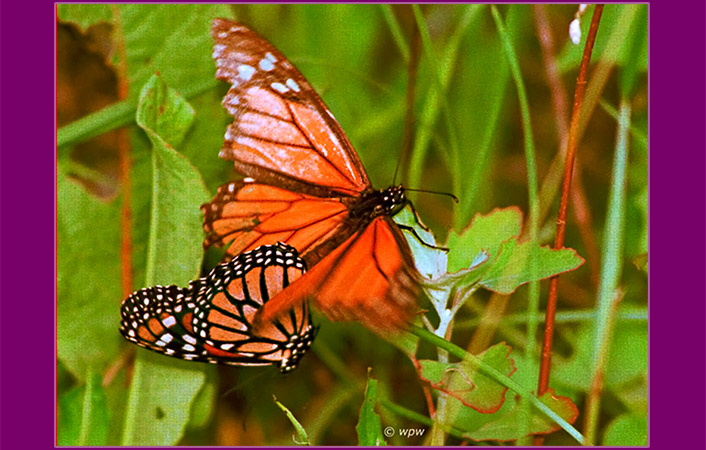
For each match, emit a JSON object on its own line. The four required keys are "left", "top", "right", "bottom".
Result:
{"left": 368, "top": 185, "right": 408, "bottom": 218}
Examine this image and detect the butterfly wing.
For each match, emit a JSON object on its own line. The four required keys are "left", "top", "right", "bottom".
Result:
{"left": 202, "top": 180, "right": 356, "bottom": 267}
{"left": 120, "top": 243, "right": 316, "bottom": 373}
{"left": 257, "top": 217, "right": 420, "bottom": 332}
{"left": 211, "top": 18, "right": 370, "bottom": 197}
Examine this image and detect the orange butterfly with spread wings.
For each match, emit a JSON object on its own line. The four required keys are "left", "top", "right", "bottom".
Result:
{"left": 202, "top": 19, "right": 436, "bottom": 332}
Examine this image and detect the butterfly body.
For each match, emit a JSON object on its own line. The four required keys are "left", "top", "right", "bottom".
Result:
{"left": 203, "top": 19, "right": 428, "bottom": 332}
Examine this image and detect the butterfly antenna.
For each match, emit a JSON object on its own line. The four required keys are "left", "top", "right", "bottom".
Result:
{"left": 392, "top": 153, "right": 404, "bottom": 185}
{"left": 405, "top": 187, "right": 460, "bottom": 203}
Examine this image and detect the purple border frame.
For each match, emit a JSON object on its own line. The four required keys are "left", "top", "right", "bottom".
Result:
{"left": 1, "top": 1, "right": 704, "bottom": 449}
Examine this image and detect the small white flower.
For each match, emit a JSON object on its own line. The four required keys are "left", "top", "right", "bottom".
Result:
{"left": 569, "top": 18, "right": 582, "bottom": 45}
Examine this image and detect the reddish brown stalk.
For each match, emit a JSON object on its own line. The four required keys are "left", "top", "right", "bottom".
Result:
{"left": 536, "top": 5, "right": 605, "bottom": 443}
{"left": 111, "top": 6, "right": 133, "bottom": 298}
{"left": 533, "top": 4, "right": 570, "bottom": 145}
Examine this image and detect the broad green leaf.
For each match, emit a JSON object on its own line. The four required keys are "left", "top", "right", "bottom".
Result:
{"left": 446, "top": 207, "right": 523, "bottom": 273}
{"left": 188, "top": 369, "right": 218, "bottom": 430}
{"left": 58, "top": 373, "right": 109, "bottom": 446}
{"left": 135, "top": 74, "right": 209, "bottom": 286}
{"left": 121, "top": 75, "right": 212, "bottom": 446}
{"left": 275, "top": 396, "right": 311, "bottom": 445}
{"left": 479, "top": 240, "right": 584, "bottom": 294}
{"left": 135, "top": 75, "right": 195, "bottom": 148}
{"left": 416, "top": 343, "right": 515, "bottom": 413}
{"left": 463, "top": 389, "right": 578, "bottom": 441}
{"left": 57, "top": 4, "right": 113, "bottom": 30}
{"left": 603, "top": 413, "right": 647, "bottom": 446}
{"left": 356, "top": 370, "right": 387, "bottom": 446}
{"left": 118, "top": 4, "right": 231, "bottom": 100}
{"left": 121, "top": 353, "right": 208, "bottom": 446}
{"left": 57, "top": 164, "right": 122, "bottom": 380}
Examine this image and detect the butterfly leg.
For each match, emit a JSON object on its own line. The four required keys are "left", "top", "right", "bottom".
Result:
{"left": 406, "top": 200, "right": 431, "bottom": 232}
{"left": 397, "top": 224, "right": 449, "bottom": 252}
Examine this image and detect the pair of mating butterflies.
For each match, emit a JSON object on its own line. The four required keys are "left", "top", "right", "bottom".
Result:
{"left": 120, "top": 18, "right": 435, "bottom": 372}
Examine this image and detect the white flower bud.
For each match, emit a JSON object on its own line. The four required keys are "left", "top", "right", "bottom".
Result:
{"left": 569, "top": 18, "right": 582, "bottom": 45}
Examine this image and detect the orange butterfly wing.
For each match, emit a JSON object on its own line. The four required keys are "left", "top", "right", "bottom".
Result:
{"left": 204, "top": 19, "right": 421, "bottom": 331}
{"left": 258, "top": 217, "right": 419, "bottom": 332}
{"left": 211, "top": 19, "right": 369, "bottom": 196}
{"left": 202, "top": 180, "right": 356, "bottom": 267}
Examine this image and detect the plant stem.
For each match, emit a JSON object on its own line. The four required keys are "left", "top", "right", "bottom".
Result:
{"left": 537, "top": 2, "right": 604, "bottom": 398}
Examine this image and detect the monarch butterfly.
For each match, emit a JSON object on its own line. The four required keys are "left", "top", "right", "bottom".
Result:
{"left": 202, "top": 19, "right": 434, "bottom": 332}
{"left": 120, "top": 242, "right": 317, "bottom": 373}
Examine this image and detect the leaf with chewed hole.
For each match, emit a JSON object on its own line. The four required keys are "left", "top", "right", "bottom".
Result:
{"left": 416, "top": 343, "right": 515, "bottom": 413}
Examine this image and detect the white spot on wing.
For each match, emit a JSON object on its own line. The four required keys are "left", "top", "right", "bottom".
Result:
{"left": 259, "top": 58, "right": 275, "bottom": 71}
{"left": 286, "top": 78, "right": 300, "bottom": 92}
{"left": 212, "top": 44, "right": 226, "bottom": 58}
{"left": 265, "top": 52, "right": 277, "bottom": 63}
{"left": 162, "top": 316, "right": 176, "bottom": 327}
{"left": 183, "top": 334, "right": 197, "bottom": 345}
{"left": 237, "top": 64, "right": 256, "bottom": 81}
{"left": 271, "top": 82, "right": 288, "bottom": 93}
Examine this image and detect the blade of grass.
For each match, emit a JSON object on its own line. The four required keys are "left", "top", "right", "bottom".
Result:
{"left": 490, "top": 5, "right": 541, "bottom": 442}
{"left": 408, "top": 5, "right": 480, "bottom": 194}
{"left": 379, "top": 5, "right": 410, "bottom": 64}
{"left": 583, "top": 99, "right": 631, "bottom": 445}
{"left": 455, "top": 307, "right": 647, "bottom": 328}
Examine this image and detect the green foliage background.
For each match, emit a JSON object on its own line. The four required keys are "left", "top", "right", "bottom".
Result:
{"left": 56, "top": 4, "right": 647, "bottom": 446}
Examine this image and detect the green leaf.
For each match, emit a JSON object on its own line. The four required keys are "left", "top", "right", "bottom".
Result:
{"left": 603, "top": 413, "right": 647, "bottom": 446}
{"left": 57, "top": 4, "right": 113, "bottom": 30}
{"left": 356, "top": 370, "right": 387, "bottom": 446}
{"left": 479, "top": 240, "right": 584, "bottom": 294}
{"left": 57, "top": 165, "right": 122, "bottom": 380}
{"left": 136, "top": 74, "right": 195, "bottom": 148}
{"left": 116, "top": 4, "right": 232, "bottom": 101}
{"left": 446, "top": 207, "right": 523, "bottom": 273}
{"left": 188, "top": 369, "right": 218, "bottom": 430}
{"left": 135, "top": 74, "right": 209, "bottom": 287}
{"left": 121, "top": 75, "right": 212, "bottom": 446}
{"left": 274, "top": 396, "right": 311, "bottom": 445}
{"left": 553, "top": 320, "right": 647, "bottom": 392}
{"left": 463, "top": 389, "right": 579, "bottom": 441}
{"left": 416, "top": 342, "right": 515, "bottom": 414}
{"left": 121, "top": 353, "right": 208, "bottom": 445}
{"left": 58, "top": 373, "right": 110, "bottom": 446}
